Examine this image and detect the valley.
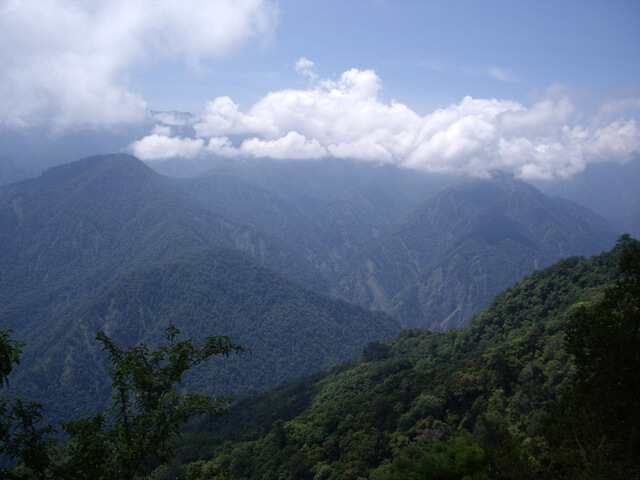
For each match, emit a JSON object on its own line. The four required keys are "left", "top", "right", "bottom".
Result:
{"left": 0, "top": 154, "right": 621, "bottom": 419}
{"left": 0, "top": 153, "right": 635, "bottom": 479}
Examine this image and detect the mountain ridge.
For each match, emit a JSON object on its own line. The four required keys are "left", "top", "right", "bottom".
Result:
{"left": 11, "top": 246, "right": 399, "bottom": 422}
{"left": 168, "top": 238, "right": 638, "bottom": 480}
{"left": 338, "top": 175, "right": 616, "bottom": 329}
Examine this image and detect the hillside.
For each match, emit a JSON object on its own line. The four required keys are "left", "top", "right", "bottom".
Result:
{"left": 338, "top": 173, "right": 616, "bottom": 330}
{"left": 176, "top": 161, "right": 617, "bottom": 330}
{"left": 0, "top": 154, "right": 399, "bottom": 421}
{"left": 0, "top": 155, "right": 330, "bottom": 331}
{"left": 173, "top": 162, "right": 617, "bottom": 331}
{"left": 174, "top": 159, "right": 459, "bottom": 276}
{"left": 10, "top": 247, "right": 398, "bottom": 422}
{"left": 169, "top": 237, "right": 639, "bottom": 480}
{"left": 535, "top": 158, "right": 640, "bottom": 238}
{"left": 0, "top": 154, "right": 329, "bottom": 299}
{"left": 172, "top": 171, "right": 334, "bottom": 276}
{"left": 0, "top": 154, "right": 621, "bottom": 428}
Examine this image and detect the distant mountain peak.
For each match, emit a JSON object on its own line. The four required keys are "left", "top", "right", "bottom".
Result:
{"left": 339, "top": 172, "right": 616, "bottom": 330}
{"left": 21, "top": 153, "right": 155, "bottom": 189}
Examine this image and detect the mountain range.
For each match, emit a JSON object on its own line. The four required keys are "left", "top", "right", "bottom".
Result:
{"left": 172, "top": 160, "right": 616, "bottom": 330}
{"left": 337, "top": 171, "right": 615, "bottom": 329}
{"left": 0, "top": 153, "right": 621, "bottom": 423}
{"left": 0, "top": 155, "right": 396, "bottom": 420}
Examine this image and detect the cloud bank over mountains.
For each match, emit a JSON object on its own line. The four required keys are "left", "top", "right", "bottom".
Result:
{"left": 1, "top": 0, "right": 638, "bottom": 179}
{"left": 0, "top": 0, "right": 277, "bottom": 132}
{"left": 133, "top": 63, "right": 640, "bottom": 179}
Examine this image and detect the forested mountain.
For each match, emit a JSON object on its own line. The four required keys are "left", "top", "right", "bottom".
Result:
{"left": 173, "top": 159, "right": 460, "bottom": 277}
{"left": 337, "top": 172, "right": 616, "bottom": 330}
{"left": 168, "top": 237, "right": 639, "bottom": 480}
{"left": 0, "top": 152, "right": 634, "bottom": 478}
{"left": 0, "top": 154, "right": 397, "bottom": 421}
{"left": 9, "top": 246, "right": 398, "bottom": 423}
{"left": 0, "top": 153, "right": 620, "bottom": 424}
{"left": 172, "top": 171, "right": 334, "bottom": 276}
{"left": 174, "top": 162, "right": 616, "bottom": 331}
{"left": 0, "top": 154, "right": 327, "bottom": 295}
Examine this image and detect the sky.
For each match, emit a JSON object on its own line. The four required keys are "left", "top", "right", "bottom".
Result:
{"left": 1, "top": 0, "right": 639, "bottom": 179}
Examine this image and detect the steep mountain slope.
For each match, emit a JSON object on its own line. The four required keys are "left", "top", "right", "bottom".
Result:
{"left": 0, "top": 154, "right": 403, "bottom": 420}
{"left": 0, "top": 154, "right": 328, "bottom": 323}
{"left": 172, "top": 161, "right": 617, "bottom": 332}
{"left": 171, "top": 238, "right": 638, "bottom": 480}
{"left": 338, "top": 173, "right": 617, "bottom": 330}
{"left": 175, "top": 159, "right": 459, "bottom": 275}
{"left": 11, "top": 247, "right": 398, "bottom": 422}
{"left": 172, "top": 172, "right": 334, "bottom": 276}
{"left": 0, "top": 153, "right": 624, "bottom": 432}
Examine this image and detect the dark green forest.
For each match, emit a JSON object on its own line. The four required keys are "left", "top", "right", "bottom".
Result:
{"left": 0, "top": 154, "right": 617, "bottom": 424}
{"left": 6, "top": 245, "right": 399, "bottom": 424}
{"left": 1, "top": 155, "right": 636, "bottom": 479}
{"left": 2, "top": 236, "right": 637, "bottom": 479}
{"left": 0, "top": 155, "right": 399, "bottom": 422}
{"left": 165, "top": 237, "right": 640, "bottom": 480}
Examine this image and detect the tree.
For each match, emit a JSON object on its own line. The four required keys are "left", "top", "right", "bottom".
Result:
{"left": 60, "top": 324, "right": 244, "bottom": 480}
{"left": 0, "top": 330, "right": 23, "bottom": 388}
{"left": 546, "top": 240, "right": 640, "bottom": 478}
{"left": 0, "top": 330, "right": 56, "bottom": 480}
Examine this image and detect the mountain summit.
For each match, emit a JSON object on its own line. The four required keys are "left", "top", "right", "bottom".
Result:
{"left": 338, "top": 175, "right": 615, "bottom": 329}
{"left": 0, "top": 154, "right": 398, "bottom": 421}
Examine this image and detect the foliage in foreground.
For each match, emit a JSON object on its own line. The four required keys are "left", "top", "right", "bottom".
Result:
{"left": 1, "top": 330, "right": 55, "bottom": 479}
{"left": 176, "top": 237, "right": 639, "bottom": 480}
{"left": 1, "top": 325, "right": 242, "bottom": 480}
{"left": 2, "top": 238, "right": 638, "bottom": 479}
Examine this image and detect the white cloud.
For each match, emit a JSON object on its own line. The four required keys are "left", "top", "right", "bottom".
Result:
{"left": 206, "top": 136, "right": 241, "bottom": 157}
{"left": 295, "top": 57, "right": 318, "bottom": 81}
{"left": 130, "top": 134, "right": 204, "bottom": 160}
{"left": 586, "top": 119, "right": 640, "bottom": 161}
{"left": 240, "top": 131, "right": 327, "bottom": 159}
{"left": 150, "top": 124, "right": 173, "bottom": 136}
{"left": 194, "top": 96, "right": 277, "bottom": 138}
{"left": 0, "top": 0, "right": 278, "bottom": 131}
{"left": 487, "top": 67, "right": 515, "bottom": 83}
{"left": 132, "top": 63, "right": 640, "bottom": 179}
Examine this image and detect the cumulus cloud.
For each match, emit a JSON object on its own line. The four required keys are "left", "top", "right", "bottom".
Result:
{"left": 0, "top": 0, "right": 278, "bottom": 132}
{"left": 132, "top": 63, "right": 640, "bottom": 179}
{"left": 240, "top": 131, "right": 327, "bottom": 159}
{"left": 295, "top": 57, "right": 318, "bottom": 81}
{"left": 130, "top": 133, "right": 205, "bottom": 160}
{"left": 206, "top": 136, "right": 241, "bottom": 157}
{"left": 194, "top": 96, "right": 277, "bottom": 138}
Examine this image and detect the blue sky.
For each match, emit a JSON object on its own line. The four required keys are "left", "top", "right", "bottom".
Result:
{"left": 1, "top": 0, "right": 639, "bottom": 178}
{"left": 137, "top": 0, "right": 640, "bottom": 113}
